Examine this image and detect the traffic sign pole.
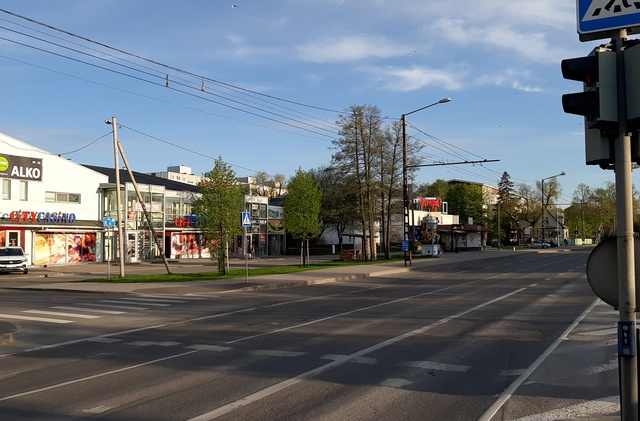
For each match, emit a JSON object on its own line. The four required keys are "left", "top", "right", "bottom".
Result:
{"left": 612, "top": 29, "right": 638, "bottom": 421}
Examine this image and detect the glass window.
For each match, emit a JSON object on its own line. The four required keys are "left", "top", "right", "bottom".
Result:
{"left": 2, "top": 179, "right": 10, "bottom": 200}
{"left": 19, "top": 181, "right": 27, "bottom": 201}
{"left": 45, "top": 191, "right": 81, "bottom": 204}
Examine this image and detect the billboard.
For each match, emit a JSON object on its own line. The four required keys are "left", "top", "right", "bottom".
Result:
{"left": 0, "top": 153, "right": 42, "bottom": 181}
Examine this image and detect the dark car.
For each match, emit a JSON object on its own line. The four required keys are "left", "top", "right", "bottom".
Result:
{"left": 0, "top": 247, "right": 28, "bottom": 274}
{"left": 531, "top": 240, "right": 551, "bottom": 249}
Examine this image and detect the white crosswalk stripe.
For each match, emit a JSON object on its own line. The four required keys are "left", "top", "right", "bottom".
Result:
{"left": 52, "top": 306, "right": 125, "bottom": 315}
{"left": 82, "top": 302, "right": 148, "bottom": 310}
{"left": 0, "top": 313, "right": 74, "bottom": 324}
{"left": 23, "top": 310, "right": 101, "bottom": 319}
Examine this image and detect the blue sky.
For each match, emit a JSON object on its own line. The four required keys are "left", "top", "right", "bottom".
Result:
{"left": 0, "top": 1, "right": 630, "bottom": 204}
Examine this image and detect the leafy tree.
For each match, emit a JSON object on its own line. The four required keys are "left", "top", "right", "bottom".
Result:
{"left": 283, "top": 168, "right": 323, "bottom": 266}
{"left": 445, "top": 184, "right": 485, "bottom": 225}
{"left": 332, "top": 105, "right": 415, "bottom": 260}
{"left": 314, "top": 166, "right": 360, "bottom": 250}
{"left": 191, "top": 156, "right": 244, "bottom": 275}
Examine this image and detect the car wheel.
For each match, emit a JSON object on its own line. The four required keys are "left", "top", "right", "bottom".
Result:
{"left": 23, "top": 268, "right": 28, "bottom": 275}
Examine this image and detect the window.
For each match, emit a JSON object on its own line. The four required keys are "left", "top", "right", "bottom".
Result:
{"left": 45, "top": 191, "right": 81, "bottom": 204}
{"left": 2, "top": 179, "right": 10, "bottom": 200}
{"left": 19, "top": 181, "right": 28, "bottom": 201}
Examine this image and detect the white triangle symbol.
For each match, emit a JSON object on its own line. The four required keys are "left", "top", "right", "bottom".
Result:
{"left": 243, "top": 214, "right": 250, "bottom": 224}
{"left": 583, "top": 0, "right": 640, "bottom": 22}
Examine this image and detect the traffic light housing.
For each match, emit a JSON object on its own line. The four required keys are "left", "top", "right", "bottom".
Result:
{"left": 562, "top": 46, "right": 617, "bottom": 129}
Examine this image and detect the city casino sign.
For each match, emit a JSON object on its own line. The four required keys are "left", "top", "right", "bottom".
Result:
{"left": 0, "top": 154, "right": 42, "bottom": 181}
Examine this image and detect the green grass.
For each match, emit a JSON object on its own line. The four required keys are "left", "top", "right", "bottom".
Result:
{"left": 83, "top": 256, "right": 409, "bottom": 283}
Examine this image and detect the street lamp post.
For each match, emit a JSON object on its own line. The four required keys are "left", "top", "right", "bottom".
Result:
{"left": 402, "top": 98, "right": 451, "bottom": 265}
{"left": 540, "top": 171, "right": 566, "bottom": 247}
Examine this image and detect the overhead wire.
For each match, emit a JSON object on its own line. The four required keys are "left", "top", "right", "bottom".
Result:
{"left": 0, "top": 8, "right": 342, "bottom": 141}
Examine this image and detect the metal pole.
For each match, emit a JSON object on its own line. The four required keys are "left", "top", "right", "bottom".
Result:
{"left": 402, "top": 114, "right": 411, "bottom": 266}
{"left": 541, "top": 178, "right": 544, "bottom": 245}
{"left": 109, "top": 117, "right": 125, "bottom": 277}
{"left": 613, "top": 29, "right": 638, "bottom": 421}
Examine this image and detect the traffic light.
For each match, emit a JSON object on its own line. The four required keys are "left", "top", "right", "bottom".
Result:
{"left": 562, "top": 46, "right": 617, "bottom": 129}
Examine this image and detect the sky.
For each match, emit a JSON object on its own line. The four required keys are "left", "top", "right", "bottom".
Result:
{"left": 0, "top": 1, "right": 632, "bottom": 205}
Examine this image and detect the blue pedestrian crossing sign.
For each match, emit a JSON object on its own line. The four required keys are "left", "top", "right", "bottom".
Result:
{"left": 577, "top": 0, "right": 640, "bottom": 41}
{"left": 241, "top": 211, "right": 251, "bottom": 227}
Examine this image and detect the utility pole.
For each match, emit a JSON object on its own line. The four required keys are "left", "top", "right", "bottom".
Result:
{"left": 108, "top": 117, "right": 125, "bottom": 277}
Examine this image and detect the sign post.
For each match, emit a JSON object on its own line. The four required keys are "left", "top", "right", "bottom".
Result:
{"left": 241, "top": 212, "right": 251, "bottom": 284}
{"left": 103, "top": 217, "right": 116, "bottom": 280}
{"left": 570, "top": 3, "right": 640, "bottom": 418}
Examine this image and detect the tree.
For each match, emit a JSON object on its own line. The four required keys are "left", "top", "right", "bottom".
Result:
{"left": 332, "top": 105, "right": 416, "bottom": 260}
{"left": 314, "top": 166, "right": 360, "bottom": 250}
{"left": 191, "top": 156, "right": 245, "bottom": 275}
{"left": 496, "top": 172, "right": 518, "bottom": 244}
{"left": 445, "top": 184, "right": 485, "bottom": 226}
{"left": 283, "top": 168, "right": 323, "bottom": 266}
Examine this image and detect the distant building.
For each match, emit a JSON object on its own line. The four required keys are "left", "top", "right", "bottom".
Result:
{"left": 149, "top": 165, "right": 202, "bottom": 186}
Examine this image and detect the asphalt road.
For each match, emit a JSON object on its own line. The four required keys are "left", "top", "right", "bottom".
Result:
{"left": 0, "top": 248, "right": 621, "bottom": 420}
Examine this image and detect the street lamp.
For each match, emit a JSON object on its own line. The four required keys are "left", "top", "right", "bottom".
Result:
{"left": 540, "top": 171, "right": 566, "bottom": 247}
{"left": 402, "top": 97, "right": 452, "bottom": 265}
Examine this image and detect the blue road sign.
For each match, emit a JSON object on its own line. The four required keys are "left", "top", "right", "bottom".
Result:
{"left": 578, "top": 0, "right": 640, "bottom": 41}
{"left": 241, "top": 211, "right": 251, "bottom": 227}
{"left": 103, "top": 217, "right": 116, "bottom": 227}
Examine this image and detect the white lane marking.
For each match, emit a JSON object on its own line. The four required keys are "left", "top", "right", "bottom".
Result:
{"left": 0, "top": 313, "right": 73, "bottom": 324}
{"left": 86, "top": 337, "right": 121, "bottom": 343}
{"left": 321, "top": 355, "right": 377, "bottom": 364}
{"left": 0, "top": 350, "right": 200, "bottom": 402}
{"left": 187, "top": 344, "right": 232, "bottom": 352}
{"left": 0, "top": 306, "right": 257, "bottom": 358}
{"left": 500, "top": 369, "right": 526, "bottom": 376}
{"left": 52, "top": 306, "right": 125, "bottom": 315}
{"left": 402, "top": 360, "right": 471, "bottom": 373}
{"left": 79, "top": 303, "right": 148, "bottom": 311}
{"left": 120, "top": 297, "right": 185, "bottom": 304}
{"left": 579, "top": 328, "right": 616, "bottom": 336}
{"left": 23, "top": 310, "right": 100, "bottom": 319}
{"left": 381, "top": 378, "right": 413, "bottom": 388}
{"left": 478, "top": 298, "right": 601, "bottom": 421}
{"left": 82, "top": 405, "right": 115, "bottom": 414}
{"left": 186, "top": 288, "right": 526, "bottom": 421}
{"left": 128, "top": 341, "right": 180, "bottom": 347}
{"left": 112, "top": 300, "right": 170, "bottom": 307}
{"left": 98, "top": 301, "right": 149, "bottom": 310}
{"left": 249, "top": 350, "right": 306, "bottom": 357}
{"left": 511, "top": 395, "right": 619, "bottom": 421}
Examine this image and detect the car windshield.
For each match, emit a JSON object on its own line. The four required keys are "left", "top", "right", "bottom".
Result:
{"left": 0, "top": 248, "right": 24, "bottom": 256}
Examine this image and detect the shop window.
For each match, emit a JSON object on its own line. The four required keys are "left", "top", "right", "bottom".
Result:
{"left": 2, "top": 179, "right": 10, "bottom": 200}
{"left": 20, "top": 181, "right": 28, "bottom": 201}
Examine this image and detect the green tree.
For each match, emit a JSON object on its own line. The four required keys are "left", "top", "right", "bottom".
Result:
{"left": 284, "top": 168, "right": 323, "bottom": 266}
{"left": 332, "top": 105, "right": 414, "bottom": 260}
{"left": 496, "top": 171, "right": 518, "bottom": 244}
{"left": 191, "top": 156, "right": 244, "bottom": 275}
{"left": 445, "top": 184, "right": 485, "bottom": 225}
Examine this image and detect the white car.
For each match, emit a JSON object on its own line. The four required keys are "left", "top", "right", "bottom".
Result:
{"left": 0, "top": 247, "right": 28, "bottom": 274}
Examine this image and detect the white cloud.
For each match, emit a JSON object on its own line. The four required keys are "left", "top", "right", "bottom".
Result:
{"left": 370, "top": 65, "right": 464, "bottom": 92}
{"left": 297, "top": 35, "right": 405, "bottom": 63}
{"left": 477, "top": 69, "right": 542, "bottom": 92}
{"left": 431, "top": 19, "right": 573, "bottom": 64}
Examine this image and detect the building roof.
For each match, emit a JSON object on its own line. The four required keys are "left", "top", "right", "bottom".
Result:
{"left": 83, "top": 165, "right": 201, "bottom": 193}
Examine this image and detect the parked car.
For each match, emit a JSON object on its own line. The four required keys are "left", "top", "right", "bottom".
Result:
{"left": 531, "top": 240, "right": 551, "bottom": 249}
{"left": 0, "top": 247, "right": 28, "bottom": 274}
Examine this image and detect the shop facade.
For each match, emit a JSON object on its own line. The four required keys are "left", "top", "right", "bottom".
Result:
{"left": 0, "top": 133, "right": 109, "bottom": 265}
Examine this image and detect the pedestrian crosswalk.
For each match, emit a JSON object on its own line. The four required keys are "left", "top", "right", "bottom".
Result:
{"left": 0, "top": 295, "right": 203, "bottom": 324}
